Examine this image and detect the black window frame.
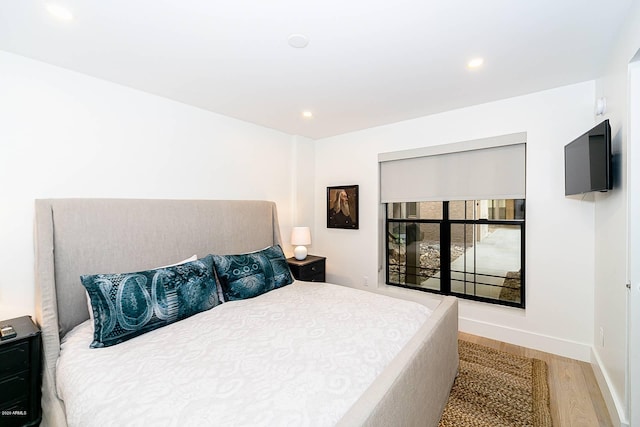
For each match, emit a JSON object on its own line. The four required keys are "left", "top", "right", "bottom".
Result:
{"left": 385, "top": 201, "right": 526, "bottom": 309}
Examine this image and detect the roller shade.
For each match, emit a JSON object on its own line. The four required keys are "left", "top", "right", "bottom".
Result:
{"left": 379, "top": 134, "right": 526, "bottom": 203}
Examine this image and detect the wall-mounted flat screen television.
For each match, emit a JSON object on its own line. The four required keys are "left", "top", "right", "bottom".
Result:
{"left": 564, "top": 119, "right": 612, "bottom": 196}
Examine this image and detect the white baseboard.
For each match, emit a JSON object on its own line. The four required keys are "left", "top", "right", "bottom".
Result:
{"left": 458, "top": 316, "right": 592, "bottom": 361}
{"left": 591, "top": 348, "right": 629, "bottom": 427}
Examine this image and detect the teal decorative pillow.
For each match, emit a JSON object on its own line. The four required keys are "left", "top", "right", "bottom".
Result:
{"left": 82, "top": 255, "right": 219, "bottom": 348}
{"left": 211, "top": 245, "right": 293, "bottom": 301}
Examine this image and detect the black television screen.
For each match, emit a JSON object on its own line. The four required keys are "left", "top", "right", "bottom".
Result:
{"left": 564, "top": 119, "right": 612, "bottom": 196}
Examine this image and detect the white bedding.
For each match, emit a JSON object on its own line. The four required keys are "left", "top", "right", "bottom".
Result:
{"left": 56, "top": 282, "right": 431, "bottom": 427}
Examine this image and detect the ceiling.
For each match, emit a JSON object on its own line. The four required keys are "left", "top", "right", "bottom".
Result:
{"left": 0, "top": 1, "right": 633, "bottom": 139}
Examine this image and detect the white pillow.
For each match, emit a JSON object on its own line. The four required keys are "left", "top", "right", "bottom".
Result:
{"left": 155, "top": 254, "right": 198, "bottom": 269}
{"left": 86, "top": 255, "right": 198, "bottom": 322}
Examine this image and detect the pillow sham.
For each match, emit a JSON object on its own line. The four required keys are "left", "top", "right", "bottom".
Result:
{"left": 82, "top": 255, "right": 219, "bottom": 348}
{"left": 211, "top": 245, "right": 293, "bottom": 301}
{"left": 85, "top": 255, "right": 198, "bottom": 322}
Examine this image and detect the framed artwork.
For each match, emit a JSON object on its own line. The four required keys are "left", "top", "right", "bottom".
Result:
{"left": 327, "top": 185, "right": 359, "bottom": 229}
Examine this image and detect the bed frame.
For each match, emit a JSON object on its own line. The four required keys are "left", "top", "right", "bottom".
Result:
{"left": 34, "top": 199, "right": 458, "bottom": 427}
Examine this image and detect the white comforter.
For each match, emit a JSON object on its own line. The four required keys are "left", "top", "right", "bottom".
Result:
{"left": 57, "top": 282, "right": 431, "bottom": 427}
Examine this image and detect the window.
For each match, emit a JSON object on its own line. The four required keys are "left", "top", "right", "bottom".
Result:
{"left": 386, "top": 200, "right": 525, "bottom": 307}
{"left": 378, "top": 133, "right": 526, "bottom": 308}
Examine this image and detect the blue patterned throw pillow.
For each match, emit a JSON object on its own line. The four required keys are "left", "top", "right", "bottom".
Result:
{"left": 82, "top": 255, "right": 219, "bottom": 348}
{"left": 211, "top": 245, "right": 294, "bottom": 301}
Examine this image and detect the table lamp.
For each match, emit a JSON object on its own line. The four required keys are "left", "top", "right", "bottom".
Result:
{"left": 291, "top": 227, "right": 311, "bottom": 260}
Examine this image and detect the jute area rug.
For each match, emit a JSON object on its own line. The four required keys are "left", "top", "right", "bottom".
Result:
{"left": 439, "top": 340, "right": 552, "bottom": 427}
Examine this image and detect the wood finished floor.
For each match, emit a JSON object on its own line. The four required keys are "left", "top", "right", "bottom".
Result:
{"left": 458, "top": 332, "right": 613, "bottom": 427}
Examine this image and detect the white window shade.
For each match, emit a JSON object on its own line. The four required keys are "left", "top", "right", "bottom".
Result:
{"left": 379, "top": 134, "right": 526, "bottom": 203}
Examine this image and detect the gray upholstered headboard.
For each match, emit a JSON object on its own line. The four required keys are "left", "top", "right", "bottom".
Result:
{"left": 34, "top": 199, "right": 282, "bottom": 426}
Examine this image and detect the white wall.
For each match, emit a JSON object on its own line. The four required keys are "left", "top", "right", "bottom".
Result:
{"left": 593, "top": 1, "right": 640, "bottom": 424}
{"left": 314, "top": 81, "right": 598, "bottom": 361}
{"left": 0, "top": 51, "right": 296, "bottom": 320}
{"left": 291, "top": 135, "right": 316, "bottom": 249}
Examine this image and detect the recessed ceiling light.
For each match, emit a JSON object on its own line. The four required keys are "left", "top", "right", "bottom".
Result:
{"left": 46, "top": 4, "right": 73, "bottom": 21}
{"left": 288, "top": 34, "right": 309, "bottom": 49}
{"left": 302, "top": 111, "right": 313, "bottom": 118}
{"left": 467, "top": 57, "right": 484, "bottom": 69}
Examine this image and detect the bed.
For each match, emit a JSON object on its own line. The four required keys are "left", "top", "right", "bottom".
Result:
{"left": 34, "top": 199, "right": 458, "bottom": 427}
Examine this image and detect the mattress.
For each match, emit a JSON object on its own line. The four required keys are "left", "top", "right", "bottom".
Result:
{"left": 56, "top": 282, "right": 431, "bottom": 427}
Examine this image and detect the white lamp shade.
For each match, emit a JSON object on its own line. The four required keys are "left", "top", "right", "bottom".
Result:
{"left": 290, "top": 227, "right": 311, "bottom": 246}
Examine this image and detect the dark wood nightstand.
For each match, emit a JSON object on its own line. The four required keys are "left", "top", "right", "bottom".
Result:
{"left": 287, "top": 255, "right": 326, "bottom": 282}
{"left": 0, "top": 316, "right": 42, "bottom": 427}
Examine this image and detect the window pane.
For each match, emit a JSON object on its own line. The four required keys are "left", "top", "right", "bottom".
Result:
{"left": 387, "top": 202, "right": 443, "bottom": 219}
{"left": 416, "top": 223, "right": 441, "bottom": 291}
{"left": 450, "top": 223, "right": 522, "bottom": 304}
{"left": 481, "top": 199, "right": 525, "bottom": 220}
{"left": 448, "top": 200, "right": 475, "bottom": 220}
{"left": 387, "top": 221, "right": 440, "bottom": 290}
{"left": 449, "top": 199, "right": 525, "bottom": 220}
{"left": 388, "top": 221, "right": 406, "bottom": 284}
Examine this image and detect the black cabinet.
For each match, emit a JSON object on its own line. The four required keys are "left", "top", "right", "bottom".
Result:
{"left": 0, "top": 316, "right": 41, "bottom": 427}
{"left": 287, "top": 255, "right": 326, "bottom": 282}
